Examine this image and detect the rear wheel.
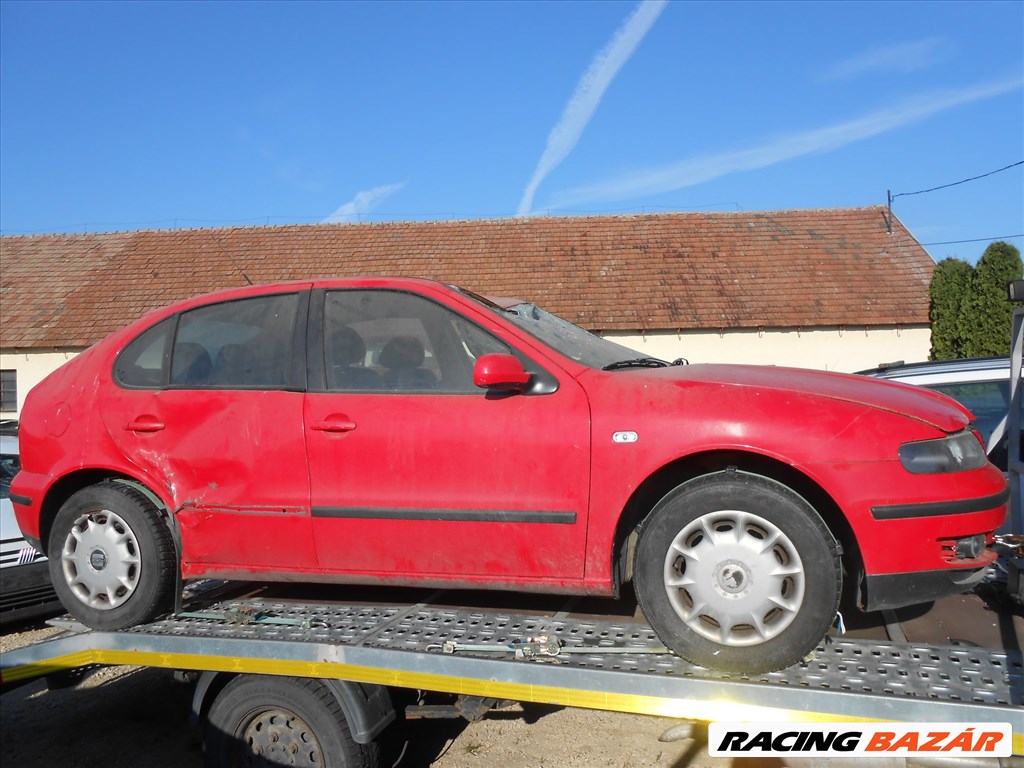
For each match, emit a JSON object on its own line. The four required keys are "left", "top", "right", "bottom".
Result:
{"left": 634, "top": 471, "right": 841, "bottom": 674}
{"left": 47, "top": 481, "right": 176, "bottom": 630}
{"left": 204, "top": 676, "right": 380, "bottom": 768}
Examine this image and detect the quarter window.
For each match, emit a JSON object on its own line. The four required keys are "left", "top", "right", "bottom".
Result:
{"left": 115, "top": 318, "right": 174, "bottom": 388}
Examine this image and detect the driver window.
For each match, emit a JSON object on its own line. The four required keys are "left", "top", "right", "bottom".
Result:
{"left": 323, "top": 290, "right": 511, "bottom": 393}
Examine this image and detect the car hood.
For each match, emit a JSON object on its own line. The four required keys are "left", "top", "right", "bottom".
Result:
{"left": 631, "top": 363, "right": 971, "bottom": 433}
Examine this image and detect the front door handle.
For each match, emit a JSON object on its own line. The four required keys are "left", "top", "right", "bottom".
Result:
{"left": 311, "top": 415, "right": 357, "bottom": 433}
{"left": 126, "top": 416, "right": 165, "bottom": 433}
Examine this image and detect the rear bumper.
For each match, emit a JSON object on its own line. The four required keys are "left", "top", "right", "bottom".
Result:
{"left": 9, "top": 470, "right": 47, "bottom": 549}
{"left": 861, "top": 564, "right": 990, "bottom": 611}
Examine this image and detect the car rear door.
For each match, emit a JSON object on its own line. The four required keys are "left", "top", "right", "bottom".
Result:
{"left": 98, "top": 287, "right": 316, "bottom": 573}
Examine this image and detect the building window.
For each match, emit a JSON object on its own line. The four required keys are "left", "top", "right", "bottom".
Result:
{"left": 0, "top": 370, "right": 15, "bottom": 412}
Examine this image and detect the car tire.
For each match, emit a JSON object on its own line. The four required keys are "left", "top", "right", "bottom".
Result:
{"left": 204, "top": 675, "right": 380, "bottom": 768}
{"left": 634, "top": 470, "right": 841, "bottom": 674}
{"left": 47, "top": 481, "right": 176, "bottom": 630}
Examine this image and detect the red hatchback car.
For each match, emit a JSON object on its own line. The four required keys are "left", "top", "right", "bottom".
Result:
{"left": 11, "top": 278, "right": 1007, "bottom": 673}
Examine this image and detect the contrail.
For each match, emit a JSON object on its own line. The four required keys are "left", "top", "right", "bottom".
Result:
{"left": 549, "top": 76, "right": 1024, "bottom": 208}
{"left": 322, "top": 182, "right": 406, "bottom": 224}
{"left": 516, "top": 0, "right": 668, "bottom": 216}
{"left": 821, "top": 38, "right": 945, "bottom": 82}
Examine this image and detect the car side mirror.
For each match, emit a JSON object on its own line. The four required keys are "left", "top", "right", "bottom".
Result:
{"left": 1009, "top": 280, "right": 1024, "bottom": 303}
{"left": 473, "top": 354, "right": 530, "bottom": 393}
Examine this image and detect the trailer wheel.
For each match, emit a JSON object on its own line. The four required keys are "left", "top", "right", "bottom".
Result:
{"left": 48, "top": 481, "right": 176, "bottom": 630}
{"left": 205, "top": 676, "right": 380, "bottom": 768}
{"left": 634, "top": 471, "right": 840, "bottom": 674}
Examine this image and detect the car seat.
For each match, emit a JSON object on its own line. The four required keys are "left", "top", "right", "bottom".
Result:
{"left": 330, "top": 326, "right": 379, "bottom": 389}
{"left": 171, "top": 343, "right": 213, "bottom": 386}
{"left": 378, "top": 336, "right": 437, "bottom": 390}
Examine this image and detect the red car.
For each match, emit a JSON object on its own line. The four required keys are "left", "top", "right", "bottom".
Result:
{"left": 10, "top": 278, "right": 1007, "bottom": 673}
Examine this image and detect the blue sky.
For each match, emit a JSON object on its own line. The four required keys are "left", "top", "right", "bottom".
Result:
{"left": 1, "top": 0, "right": 1021, "bottom": 264}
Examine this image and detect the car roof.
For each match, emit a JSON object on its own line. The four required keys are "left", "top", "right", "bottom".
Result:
{"left": 0, "top": 434, "right": 17, "bottom": 456}
{"left": 857, "top": 357, "right": 1010, "bottom": 380}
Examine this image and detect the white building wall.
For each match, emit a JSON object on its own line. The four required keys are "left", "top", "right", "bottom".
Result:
{"left": 0, "top": 325, "right": 929, "bottom": 417}
{"left": 0, "top": 350, "right": 81, "bottom": 418}
{"left": 603, "top": 326, "right": 931, "bottom": 373}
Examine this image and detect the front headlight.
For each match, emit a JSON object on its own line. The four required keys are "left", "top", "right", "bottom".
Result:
{"left": 899, "top": 430, "right": 988, "bottom": 474}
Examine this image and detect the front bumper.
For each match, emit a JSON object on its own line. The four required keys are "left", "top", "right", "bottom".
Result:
{"left": 807, "top": 459, "right": 1008, "bottom": 576}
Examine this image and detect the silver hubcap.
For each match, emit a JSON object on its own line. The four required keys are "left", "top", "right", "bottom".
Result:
{"left": 239, "top": 709, "right": 323, "bottom": 766}
{"left": 60, "top": 510, "right": 141, "bottom": 610}
{"left": 663, "top": 509, "right": 805, "bottom": 647}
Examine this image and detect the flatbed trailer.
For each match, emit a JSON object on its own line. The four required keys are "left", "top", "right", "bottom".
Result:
{"left": 2, "top": 582, "right": 1022, "bottom": 767}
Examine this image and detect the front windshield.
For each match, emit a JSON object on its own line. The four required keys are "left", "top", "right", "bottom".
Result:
{"left": 460, "top": 289, "right": 644, "bottom": 369}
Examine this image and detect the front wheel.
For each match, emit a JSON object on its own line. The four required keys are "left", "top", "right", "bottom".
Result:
{"left": 204, "top": 676, "right": 380, "bottom": 768}
{"left": 47, "top": 481, "right": 176, "bottom": 630}
{"left": 634, "top": 471, "right": 841, "bottom": 674}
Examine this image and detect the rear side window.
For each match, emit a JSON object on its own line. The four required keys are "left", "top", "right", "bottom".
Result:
{"left": 172, "top": 293, "right": 300, "bottom": 388}
{"left": 115, "top": 293, "right": 301, "bottom": 389}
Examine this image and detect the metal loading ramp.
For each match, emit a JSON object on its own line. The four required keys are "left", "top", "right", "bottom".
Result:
{"left": 2, "top": 595, "right": 1022, "bottom": 753}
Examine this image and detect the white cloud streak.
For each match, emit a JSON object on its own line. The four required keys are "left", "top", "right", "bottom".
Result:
{"left": 516, "top": 0, "right": 668, "bottom": 216}
{"left": 821, "top": 38, "right": 946, "bottom": 81}
{"left": 549, "top": 77, "right": 1024, "bottom": 209}
{"left": 322, "top": 182, "right": 406, "bottom": 224}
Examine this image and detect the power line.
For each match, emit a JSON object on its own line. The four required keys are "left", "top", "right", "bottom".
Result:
{"left": 885, "top": 159, "right": 1023, "bottom": 234}
{"left": 920, "top": 234, "right": 1023, "bottom": 246}
{"left": 891, "top": 160, "right": 1023, "bottom": 200}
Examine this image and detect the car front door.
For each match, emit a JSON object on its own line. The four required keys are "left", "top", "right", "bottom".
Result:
{"left": 304, "top": 287, "right": 591, "bottom": 583}
{"left": 98, "top": 288, "right": 316, "bottom": 573}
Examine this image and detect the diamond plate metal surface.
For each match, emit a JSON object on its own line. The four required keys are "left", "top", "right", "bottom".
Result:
{"left": 135, "top": 597, "right": 1023, "bottom": 709}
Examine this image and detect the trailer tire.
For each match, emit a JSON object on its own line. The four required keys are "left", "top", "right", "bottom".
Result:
{"left": 204, "top": 675, "right": 380, "bottom": 768}
{"left": 47, "top": 480, "right": 176, "bottom": 630}
{"left": 634, "top": 471, "right": 840, "bottom": 674}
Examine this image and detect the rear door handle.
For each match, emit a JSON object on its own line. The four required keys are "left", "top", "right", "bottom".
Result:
{"left": 126, "top": 416, "right": 165, "bottom": 433}
{"left": 311, "top": 415, "right": 357, "bottom": 433}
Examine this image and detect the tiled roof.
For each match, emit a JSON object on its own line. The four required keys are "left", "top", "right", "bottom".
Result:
{"left": 0, "top": 207, "right": 933, "bottom": 349}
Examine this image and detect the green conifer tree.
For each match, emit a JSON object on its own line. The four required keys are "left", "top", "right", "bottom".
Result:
{"left": 957, "top": 242, "right": 1023, "bottom": 357}
{"left": 929, "top": 257, "right": 972, "bottom": 359}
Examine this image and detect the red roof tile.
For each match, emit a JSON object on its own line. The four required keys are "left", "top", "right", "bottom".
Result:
{"left": 0, "top": 207, "right": 933, "bottom": 349}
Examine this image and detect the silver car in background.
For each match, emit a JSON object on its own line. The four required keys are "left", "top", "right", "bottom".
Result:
{"left": 1, "top": 422, "right": 60, "bottom": 623}
{"left": 858, "top": 357, "right": 1016, "bottom": 471}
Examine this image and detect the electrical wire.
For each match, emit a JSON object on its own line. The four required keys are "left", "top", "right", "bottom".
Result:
{"left": 920, "top": 234, "right": 1023, "bottom": 246}
{"left": 891, "top": 160, "right": 1023, "bottom": 200}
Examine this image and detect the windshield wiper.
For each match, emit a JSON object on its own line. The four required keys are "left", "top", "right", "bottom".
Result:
{"left": 602, "top": 357, "right": 670, "bottom": 370}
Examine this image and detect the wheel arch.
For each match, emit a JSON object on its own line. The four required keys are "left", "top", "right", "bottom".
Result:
{"left": 613, "top": 450, "right": 862, "bottom": 602}
{"left": 191, "top": 671, "right": 396, "bottom": 746}
{"left": 38, "top": 470, "right": 175, "bottom": 554}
